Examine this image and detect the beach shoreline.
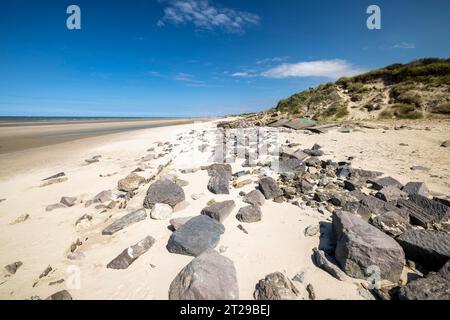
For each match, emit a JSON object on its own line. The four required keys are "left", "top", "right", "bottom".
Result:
{"left": 0, "top": 117, "right": 209, "bottom": 155}
{"left": 0, "top": 118, "right": 449, "bottom": 300}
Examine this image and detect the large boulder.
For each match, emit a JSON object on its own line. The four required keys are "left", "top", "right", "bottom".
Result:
{"left": 333, "top": 211, "right": 405, "bottom": 282}
{"left": 396, "top": 229, "right": 450, "bottom": 271}
{"left": 398, "top": 260, "right": 450, "bottom": 300}
{"left": 144, "top": 178, "right": 185, "bottom": 208}
{"left": 102, "top": 209, "right": 147, "bottom": 235}
{"left": 236, "top": 205, "right": 262, "bottom": 223}
{"left": 107, "top": 236, "right": 155, "bottom": 269}
{"left": 254, "top": 272, "right": 301, "bottom": 300}
{"left": 201, "top": 200, "right": 235, "bottom": 222}
{"left": 118, "top": 173, "right": 145, "bottom": 192}
{"left": 169, "top": 249, "right": 239, "bottom": 300}
{"left": 258, "top": 177, "right": 283, "bottom": 200}
{"left": 167, "top": 215, "right": 225, "bottom": 257}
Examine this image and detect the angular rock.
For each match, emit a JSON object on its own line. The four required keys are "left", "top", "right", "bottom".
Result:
{"left": 201, "top": 200, "right": 235, "bottom": 222}
{"left": 107, "top": 236, "right": 155, "bottom": 269}
{"left": 313, "top": 249, "right": 348, "bottom": 281}
{"left": 402, "top": 182, "right": 429, "bottom": 197}
{"left": 409, "top": 194, "right": 450, "bottom": 222}
{"left": 375, "top": 185, "right": 407, "bottom": 202}
{"left": 93, "top": 190, "right": 113, "bottom": 203}
{"left": 441, "top": 140, "right": 450, "bottom": 148}
{"left": 357, "top": 195, "right": 403, "bottom": 220}
{"left": 329, "top": 192, "right": 359, "bottom": 207}
{"left": 278, "top": 158, "right": 304, "bottom": 174}
{"left": 150, "top": 203, "right": 173, "bottom": 220}
{"left": 169, "top": 249, "right": 239, "bottom": 300}
{"left": 205, "top": 164, "right": 232, "bottom": 179}
{"left": 45, "top": 203, "right": 66, "bottom": 212}
{"left": 102, "top": 209, "right": 147, "bottom": 235}
{"left": 370, "top": 211, "right": 411, "bottom": 237}
{"left": 280, "top": 147, "right": 308, "bottom": 161}
{"left": 397, "top": 200, "right": 441, "bottom": 229}
{"left": 303, "top": 149, "right": 324, "bottom": 157}
{"left": 45, "top": 290, "right": 72, "bottom": 300}
{"left": 398, "top": 260, "right": 450, "bottom": 300}
{"left": 144, "top": 178, "right": 185, "bottom": 208}
{"left": 368, "top": 176, "right": 403, "bottom": 191}
{"left": 169, "top": 216, "right": 195, "bottom": 230}
{"left": 118, "top": 173, "right": 145, "bottom": 192}
{"left": 236, "top": 205, "right": 262, "bottom": 223}
{"left": 60, "top": 196, "right": 76, "bottom": 207}
{"left": 243, "top": 189, "right": 265, "bottom": 206}
{"left": 259, "top": 177, "right": 283, "bottom": 200}
{"left": 254, "top": 272, "right": 301, "bottom": 300}
{"left": 333, "top": 211, "right": 405, "bottom": 282}
{"left": 4, "top": 261, "right": 23, "bottom": 274}
{"left": 42, "top": 172, "right": 66, "bottom": 181}
{"left": 396, "top": 229, "right": 450, "bottom": 271}
{"left": 207, "top": 174, "right": 230, "bottom": 195}
{"left": 167, "top": 215, "right": 225, "bottom": 257}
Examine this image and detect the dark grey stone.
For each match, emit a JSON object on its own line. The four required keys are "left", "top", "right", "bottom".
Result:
{"left": 333, "top": 211, "right": 405, "bottom": 282}
{"left": 169, "top": 249, "right": 239, "bottom": 300}
{"left": 236, "top": 205, "right": 262, "bottom": 223}
{"left": 370, "top": 211, "right": 411, "bottom": 237}
{"left": 254, "top": 272, "right": 300, "bottom": 300}
{"left": 368, "top": 176, "right": 403, "bottom": 191}
{"left": 258, "top": 177, "right": 283, "bottom": 200}
{"left": 243, "top": 189, "right": 265, "bottom": 206}
{"left": 102, "top": 209, "right": 147, "bottom": 235}
{"left": 167, "top": 215, "right": 225, "bottom": 257}
{"left": 201, "top": 200, "right": 235, "bottom": 222}
{"left": 396, "top": 229, "right": 450, "bottom": 271}
{"left": 144, "top": 178, "right": 185, "bottom": 208}
{"left": 107, "top": 236, "right": 155, "bottom": 269}
{"left": 402, "top": 182, "right": 429, "bottom": 197}
{"left": 45, "top": 290, "right": 72, "bottom": 300}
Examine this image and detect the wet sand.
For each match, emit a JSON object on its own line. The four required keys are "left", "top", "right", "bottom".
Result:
{"left": 0, "top": 118, "right": 203, "bottom": 154}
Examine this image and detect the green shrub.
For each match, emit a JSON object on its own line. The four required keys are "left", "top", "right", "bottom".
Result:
{"left": 431, "top": 103, "right": 450, "bottom": 115}
{"left": 378, "top": 110, "right": 393, "bottom": 119}
{"left": 391, "top": 104, "right": 423, "bottom": 119}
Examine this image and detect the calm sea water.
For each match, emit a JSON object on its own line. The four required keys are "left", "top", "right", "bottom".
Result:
{"left": 0, "top": 116, "right": 178, "bottom": 123}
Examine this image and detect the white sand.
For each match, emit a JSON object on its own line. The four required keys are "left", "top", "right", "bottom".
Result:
{"left": 0, "top": 119, "right": 449, "bottom": 300}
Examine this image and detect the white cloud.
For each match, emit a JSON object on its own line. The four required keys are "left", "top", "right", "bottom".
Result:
{"left": 157, "top": 0, "right": 259, "bottom": 33}
{"left": 256, "top": 57, "right": 289, "bottom": 65}
{"left": 392, "top": 42, "right": 416, "bottom": 49}
{"left": 231, "top": 72, "right": 251, "bottom": 77}
{"left": 261, "top": 59, "right": 364, "bottom": 79}
{"left": 173, "top": 72, "right": 204, "bottom": 84}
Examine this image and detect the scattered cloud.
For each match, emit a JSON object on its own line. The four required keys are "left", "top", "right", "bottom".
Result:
{"left": 256, "top": 57, "right": 289, "bottom": 65}
{"left": 231, "top": 72, "right": 252, "bottom": 77}
{"left": 261, "top": 59, "right": 364, "bottom": 79}
{"left": 392, "top": 42, "right": 416, "bottom": 49}
{"left": 157, "top": 0, "right": 260, "bottom": 34}
{"left": 173, "top": 72, "right": 205, "bottom": 84}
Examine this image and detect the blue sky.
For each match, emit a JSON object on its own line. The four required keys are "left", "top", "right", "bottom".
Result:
{"left": 1, "top": 0, "right": 449, "bottom": 117}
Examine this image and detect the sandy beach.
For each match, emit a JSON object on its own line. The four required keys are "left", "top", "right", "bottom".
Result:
{"left": 0, "top": 118, "right": 449, "bottom": 300}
